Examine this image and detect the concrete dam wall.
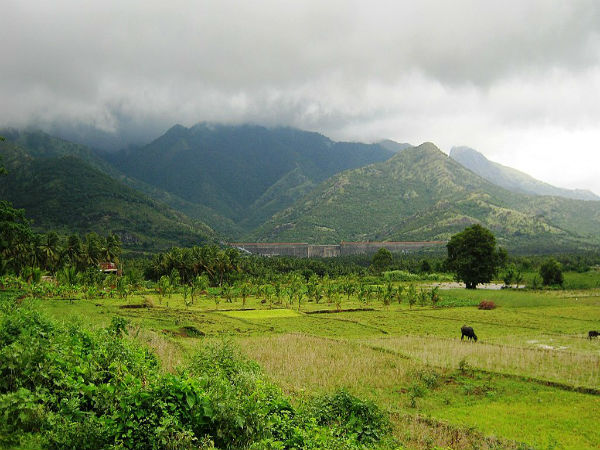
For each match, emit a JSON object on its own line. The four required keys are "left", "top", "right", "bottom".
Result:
{"left": 229, "top": 241, "right": 445, "bottom": 257}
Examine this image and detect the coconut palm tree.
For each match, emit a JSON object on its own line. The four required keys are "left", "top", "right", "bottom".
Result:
{"left": 38, "top": 231, "right": 61, "bottom": 273}
{"left": 63, "top": 234, "right": 83, "bottom": 269}
{"left": 103, "top": 233, "right": 122, "bottom": 264}
{"left": 82, "top": 233, "right": 102, "bottom": 268}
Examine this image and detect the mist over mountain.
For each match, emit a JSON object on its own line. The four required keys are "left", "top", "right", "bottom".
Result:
{"left": 449, "top": 146, "right": 599, "bottom": 201}
{"left": 377, "top": 140, "right": 413, "bottom": 153}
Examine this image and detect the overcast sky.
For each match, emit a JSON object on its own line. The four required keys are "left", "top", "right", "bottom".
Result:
{"left": 2, "top": 0, "right": 600, "bottom": 194}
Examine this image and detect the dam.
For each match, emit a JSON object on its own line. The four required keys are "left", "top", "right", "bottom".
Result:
{"left": 228, "top": 241, "right": 445, "bottom": 257}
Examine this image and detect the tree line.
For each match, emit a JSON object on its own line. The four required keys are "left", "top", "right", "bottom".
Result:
{"left": 0, "top": 200, "right": 122, "bottom": 277}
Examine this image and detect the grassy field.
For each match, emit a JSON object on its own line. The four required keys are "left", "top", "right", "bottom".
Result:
{"left": 35, "top": 282, "right": 600, "bottom": 450}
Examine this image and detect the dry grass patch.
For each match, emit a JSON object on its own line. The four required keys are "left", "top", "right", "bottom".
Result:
{"left": 128, "top": 325, "right": 186, "bottom": 372}
{"left": 365, "top": 335, "right": 600, "bottom": 389}
{"left": 240, "top": 333, "right": 418, "bottom": 402}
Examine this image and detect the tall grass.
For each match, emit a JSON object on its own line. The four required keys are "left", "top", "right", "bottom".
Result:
{"left": 364, "top": 335, "right": 600, "bottom": 389}
{"left": 240, "top": 333, "right": 418, "bottom": 400}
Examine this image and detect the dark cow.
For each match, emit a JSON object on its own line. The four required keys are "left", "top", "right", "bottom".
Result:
{"left": 588, "top": 330, "right": 599, "bottom": 340}
{"left": 461, "top": 325, "right": 478, "bottom": 342}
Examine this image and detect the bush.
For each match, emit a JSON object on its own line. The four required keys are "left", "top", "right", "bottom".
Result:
{"left": 382, "top": 270, "right": 420, "bottom": 282}
{"left": 478, "top": 300, "right": 496, "bottom": 310}
{"left": 309, "top": 389, "right": 391, "bottom": 445}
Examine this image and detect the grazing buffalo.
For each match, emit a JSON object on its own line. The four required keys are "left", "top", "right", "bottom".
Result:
{"left": 461, "top": 325, "right": 478, "bottom": 342}
{"left": 588, "top": 330, "right": 599, "bottom": 340}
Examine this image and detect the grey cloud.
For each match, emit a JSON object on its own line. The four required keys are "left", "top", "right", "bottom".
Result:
{"left": 2, "top": 1, "right": 600, "bottom": 193}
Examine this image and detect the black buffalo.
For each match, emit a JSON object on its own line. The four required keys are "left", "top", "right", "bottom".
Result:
{"left": 588, "top": 330, "right": 599, "bottom": 340}
{"left": 461, "top": 325, "right": 477, "bottom": 342}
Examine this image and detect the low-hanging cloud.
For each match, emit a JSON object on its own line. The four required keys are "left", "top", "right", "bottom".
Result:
{"left": 2, "top": 0, "right": 600, "bottom": 193}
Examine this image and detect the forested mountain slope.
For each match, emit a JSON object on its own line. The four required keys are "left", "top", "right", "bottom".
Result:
{"left": 251, "top": 143, "right": 600, "bottom": 252}
{"left": 0, "top": 136, "right": 216, "bottom": 250}
{"left": 108, "top": 124, "right": 395, "bottom": 229}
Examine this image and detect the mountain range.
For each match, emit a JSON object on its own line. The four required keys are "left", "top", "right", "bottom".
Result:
{"left": 1, "top": 125, "right": 599, "bottom": 253}
{"left": 107, "top": 124, "right": 395, "bottom": 231}
{"left": 449, "top": 146, "right": 599, "bottom": 201}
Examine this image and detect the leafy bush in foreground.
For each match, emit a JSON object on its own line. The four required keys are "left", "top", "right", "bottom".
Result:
{"left": 0, "top": 294, "right": 394, "bottom": 450}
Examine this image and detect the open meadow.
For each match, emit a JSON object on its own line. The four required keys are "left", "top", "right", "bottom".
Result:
{"left": 26, "top": 275, "right": 600, "bottom": 450}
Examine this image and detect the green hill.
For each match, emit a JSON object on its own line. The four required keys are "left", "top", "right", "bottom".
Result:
{"left": 251, "top": 143, "right": 600, "bottom": 252}
{"left": 0, "top": 137, "right": 216, "bottom": 251}
{"left": 0, "top": 128, "right": 242, "bottom": 237}
{"left": 108, "top": 124, "right": 395, "bottom": 230}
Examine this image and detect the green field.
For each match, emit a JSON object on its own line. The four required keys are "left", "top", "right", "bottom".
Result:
{"left": 29, "top": 282, "right": 600, "bottom": 450}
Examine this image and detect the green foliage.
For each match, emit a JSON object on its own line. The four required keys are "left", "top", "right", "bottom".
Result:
{"left": 146, "top": 246, "right": 242, "bottom": 287}
{"left": 407, "top": 382, "right": 427, "bottom": 408}
{"left": 371, "top": 248, "right": 393, "bottom": 273}
{"left": 0, "top": 198, "right": 122, "bottom": 278}
{"left": 309, "top": 389, "right": 391, "bottom": 446}
{"left": 447, "top": 224, "right": 505, "bottom": 289}
{"left": 0, "top": 134, "right": 215, "bottom": 252}
{"left": 407, "top": 284, "right": 417, "bottom": 309}
{"left": 420, "top": 259, "right": 432, "bottom": 273}
{"left": 382, "top": 270, "right": 453, "bottom": 282}
{"left": 0, "top": 299, "right": 393, "bottom": 450}
{"left": 540, "top": 258, "right": 564, "bottom": 286}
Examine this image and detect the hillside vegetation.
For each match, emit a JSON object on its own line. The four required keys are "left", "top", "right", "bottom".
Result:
{"left": 0, "top": 137, "right": 216, "bottom": 250}
{"left": 252, "top": 143, "right": 600, "bottom": 251}
{"left": 108, "top": 124, "right": 395, "bottom": 230}
{"left": 3, "top": 127, "right": 600, "bottom": 253}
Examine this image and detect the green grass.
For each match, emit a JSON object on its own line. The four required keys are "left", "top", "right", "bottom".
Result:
{"left": 32, "top": 281, "right": 600, "bottom": 450}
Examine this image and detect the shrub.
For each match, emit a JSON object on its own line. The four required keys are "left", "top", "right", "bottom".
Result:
{"left": 478, "top": 300, "right": 496, "bottom": 310}
{"left": 407, "top": 383, "right": 427, "bottom": 408}
{"left": 383, "top": 270, "right": 420, "bottom": 282}
{"left": 309, "top": 389, "right": 391, "bottom": 445}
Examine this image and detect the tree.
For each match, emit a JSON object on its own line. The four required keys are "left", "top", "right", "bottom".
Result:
{"left": 539, "top": 258, "right": 563, "bottom": 286}
{"left": 63, "top": 234, "right": 83, "bottom": 269}
{"left": 370, "top": 248, "right": 393, "bottom": 273}
{"left": 446, "top": 224, "right": 505, "bottom": 289}
{"left": 407, "top": 284, "right": 417, "bottom": 308}
{"left": 38, "top": 232, "right": 60, "bottom": 274}
{"left": 0, "top": 201, "right": 35, "bottom": 273}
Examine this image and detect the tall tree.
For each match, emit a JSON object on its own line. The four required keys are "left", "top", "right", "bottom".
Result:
{"left": 539, "top": 258, "right": 563, "bottom": 286}
{"left": 63, "top": 234, "right": 83, "bottom": 268}
{"left": 103, "top": 233, "right": 122, "bottom": 264}
{"left": 83, "top": 232, "right": 102, "bottom": 267}
{"left": 446, "top": 224, "right": 506, "bottom": 289}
